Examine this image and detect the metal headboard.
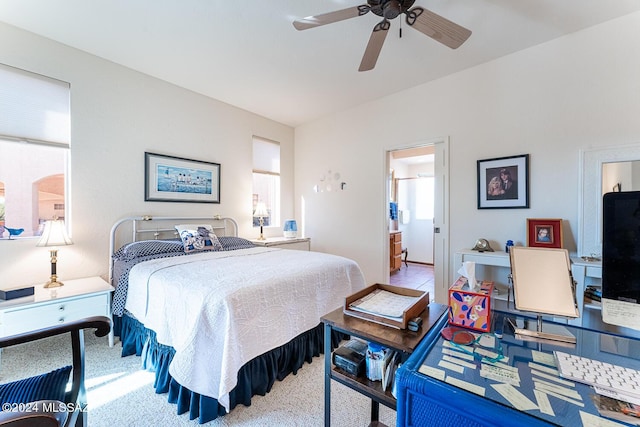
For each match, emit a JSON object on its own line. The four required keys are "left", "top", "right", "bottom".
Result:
{"left": 108, "top": 215, "right": 239, "bottom": 284}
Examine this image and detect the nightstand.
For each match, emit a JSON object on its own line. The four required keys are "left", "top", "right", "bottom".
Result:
{"left": 249, "top": 236, "right": 311, "bottom": 251}
{"left": 0, "top": 276, "right": 114, "bottom": 345}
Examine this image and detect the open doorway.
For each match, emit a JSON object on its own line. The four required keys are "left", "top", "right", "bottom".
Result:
{"left": 386, "top": 139, "right": 449, "bottom": 304}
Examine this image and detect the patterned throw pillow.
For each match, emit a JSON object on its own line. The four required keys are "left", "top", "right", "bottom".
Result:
{"left": 217, "top": 236, "right": 256, "bottom": 251}
{"left": 112, "top": 240, "right": 184, "bottom": 262}
{"left": 175, "top": 224, "right": 223, "bottom": 253}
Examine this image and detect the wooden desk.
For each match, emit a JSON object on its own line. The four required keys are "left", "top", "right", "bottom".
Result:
{"left": 321, "top": 302, "right": 447, "bottom": 427}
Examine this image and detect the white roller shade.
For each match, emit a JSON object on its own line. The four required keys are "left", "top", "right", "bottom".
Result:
{"left": 0, "top": 63, "right": 70, "bottom": 146}
{"left": 252, "top": 137, "right": 280, "bottom": 173}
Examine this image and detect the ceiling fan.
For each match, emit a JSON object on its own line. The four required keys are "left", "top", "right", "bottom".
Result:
{"left": 293, "top": 0, "right": 472, "bottom": 72}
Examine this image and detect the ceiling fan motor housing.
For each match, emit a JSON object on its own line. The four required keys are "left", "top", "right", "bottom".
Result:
{"left": 369, "top": 0, "right": 416, "bottom": 19}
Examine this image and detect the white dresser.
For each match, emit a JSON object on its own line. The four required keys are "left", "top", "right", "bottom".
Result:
{"left": 0, "top": 276, "right": 114, "bottom": 344}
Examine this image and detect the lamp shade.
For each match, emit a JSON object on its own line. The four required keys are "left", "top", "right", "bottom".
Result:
{"left": 37, "top": 220, "right": 73, "bottom": 247}
{"left": 253, "top": 202, "right": 269, "bottom": 218}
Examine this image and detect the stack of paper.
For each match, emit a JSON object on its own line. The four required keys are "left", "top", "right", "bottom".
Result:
{"left": 349, "top": 289, "right": 420, "bottom": 320}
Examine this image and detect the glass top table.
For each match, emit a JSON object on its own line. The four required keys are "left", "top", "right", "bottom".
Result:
{"left": 397, "top": 309, "right": 640, "bottom": 426}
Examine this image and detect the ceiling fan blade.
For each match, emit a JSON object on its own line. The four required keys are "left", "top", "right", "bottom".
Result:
{"left": 359, "top": 20, "right": 390, "bottom": 72}
{"left": 293, "top": 5, "right": 371, "bottom": 31}
{"left": 405, "top": 7, "right": 471, "bottom": 49}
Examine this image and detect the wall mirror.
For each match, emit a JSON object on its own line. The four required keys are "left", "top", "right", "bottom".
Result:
{"left": 579, "top": 144, "right": 640, "bottom": 257}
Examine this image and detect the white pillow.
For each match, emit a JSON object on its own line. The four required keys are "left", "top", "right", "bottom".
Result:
{"left": 174, "top": 224, "right": 223, "bottom": 253}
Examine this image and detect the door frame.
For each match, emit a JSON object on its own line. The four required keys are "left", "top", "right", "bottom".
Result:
{"left": 384, "top": 137, "right": 450, "bottom": 303}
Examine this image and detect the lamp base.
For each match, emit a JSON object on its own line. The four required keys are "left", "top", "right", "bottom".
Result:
{"left": 45, "top": 251, "right": 64, "bottom": 288}
{"left": 44, "top": 276, "right": 64, "bottom": 288}
{"left": 256, "top": 223, "right": 266, "bottom": 240}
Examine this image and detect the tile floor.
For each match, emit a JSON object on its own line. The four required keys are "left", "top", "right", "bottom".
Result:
{"left": 390, "top": 262, "right": 434, "bottom": 298}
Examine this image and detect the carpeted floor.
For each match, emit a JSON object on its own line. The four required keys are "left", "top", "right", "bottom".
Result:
{"left": 0, "top": 331, "right": 397, "bottom": 426}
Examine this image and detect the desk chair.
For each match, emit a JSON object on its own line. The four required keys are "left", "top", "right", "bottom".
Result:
{"left": 0, "top": 317, "right": 111, "bottom": 427}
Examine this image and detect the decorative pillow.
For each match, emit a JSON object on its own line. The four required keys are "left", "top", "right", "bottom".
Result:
{"left": 0, "top": 365, "right": 71, "bottom": 405}
{"left": 112, "top": 240, "right": 184, "bottom": 262}
{"left": 218, "top": 236, "right": 256, "bottom": 251}
{"left": 175, "top": 224, "right": 223, "bottom": 253}
{"left": 174, "top": 224, "right": 214, "bottom": 232}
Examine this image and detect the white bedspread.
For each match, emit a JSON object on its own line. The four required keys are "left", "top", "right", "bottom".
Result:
{"left": 125, "top": 246, "right": 366, "bottom": 411}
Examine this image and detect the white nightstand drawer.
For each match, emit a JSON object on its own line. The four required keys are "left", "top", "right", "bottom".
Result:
{"left": 0, "top": 294, "right": 109, "bottom": 336}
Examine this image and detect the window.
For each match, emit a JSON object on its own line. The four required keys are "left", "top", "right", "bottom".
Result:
{"left": 0, "top": 64, "right": 70, "bottom": 239}
{"left": 252, "top": 137, "right": 280, "bottom": 227}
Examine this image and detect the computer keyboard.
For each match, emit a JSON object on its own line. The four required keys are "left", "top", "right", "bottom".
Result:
{"left": 554, "top": 350, "right": 640, "bottom": 403}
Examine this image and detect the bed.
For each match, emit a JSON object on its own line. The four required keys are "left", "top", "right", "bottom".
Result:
{"left": 109, "top": 215, "right": 366, "bottom": 423}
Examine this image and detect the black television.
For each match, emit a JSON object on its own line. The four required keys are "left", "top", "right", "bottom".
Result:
{"left": 601, "top": 190, "right": 640, "bottom": 332}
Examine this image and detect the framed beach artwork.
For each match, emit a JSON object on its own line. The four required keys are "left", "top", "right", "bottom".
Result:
{"left": 145, "top": 152, "right": 220, "bottom": 203}
{"left": 477, "top": 154, "right": 529, "bottom": 209}
{"left": 527, "top": 218, "right": 563, "bottom": 249}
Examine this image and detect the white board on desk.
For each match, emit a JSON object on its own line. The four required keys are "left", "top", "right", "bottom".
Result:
{"left": 509, "top": 247, "right": 579, "bottom": 318}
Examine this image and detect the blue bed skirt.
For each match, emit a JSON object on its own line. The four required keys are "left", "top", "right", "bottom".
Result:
{"left": 115, "top": 313, "right": 344, "bottom": 424}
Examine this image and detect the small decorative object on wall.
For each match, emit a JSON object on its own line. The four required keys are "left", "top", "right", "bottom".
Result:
{"left": 145, "top": 152, "right": 220, "bottom": 203}
{"left": 527, "top": 218, "right": 563, "bottom": 249}
{"left": 313, "top": 170, "right": 346, "bottom": 192}
{"left": 613, "top": 182, "right": 622, "bottom": 192}
{"left": 477, "top": 154, "right": 529, "bottom": 209}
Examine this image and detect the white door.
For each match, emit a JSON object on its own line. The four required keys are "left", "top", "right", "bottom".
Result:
{"left": 433, "top": 140, "right": 450, "bottom": 304}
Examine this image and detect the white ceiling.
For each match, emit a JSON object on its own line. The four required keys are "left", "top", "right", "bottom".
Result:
{"left": 1, "top": 0, "right": 640, "bottom": 127}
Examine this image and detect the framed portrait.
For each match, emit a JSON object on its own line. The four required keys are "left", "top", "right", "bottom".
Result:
{"left": 477, "top": 154, "right": 529, "bottom": 209}
{"left": 527, "top": 218, "right": 563, "bottom": 248}
{"left": 145, "top": 152, "right": 220, "bottom": 203}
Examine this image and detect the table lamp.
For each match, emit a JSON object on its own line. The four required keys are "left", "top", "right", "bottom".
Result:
{"left": 253, "top": 202, "right": 268, "bottom": 240}
{"left": 37, "top": 219, "right": 73, "bottom": 288}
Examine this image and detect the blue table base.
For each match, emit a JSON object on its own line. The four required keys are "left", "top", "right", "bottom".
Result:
{"left": 115, "top": 314, "right": 344, "bottom": 424}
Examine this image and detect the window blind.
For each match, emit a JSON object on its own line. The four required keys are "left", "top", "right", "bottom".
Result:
{"left": 252, "top": 137, "right": 280, "bottom": 174}
{"left": 0, "top": 63, "right": 70, "bottom": 146}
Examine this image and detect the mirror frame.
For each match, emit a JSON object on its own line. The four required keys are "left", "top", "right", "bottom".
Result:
{"left": 579, "top": 143, "right": 640, "bottom": 257}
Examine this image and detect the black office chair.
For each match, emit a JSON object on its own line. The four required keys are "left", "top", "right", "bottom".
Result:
{"left": 0, "top": 317, "right": 111, "bottom": 427}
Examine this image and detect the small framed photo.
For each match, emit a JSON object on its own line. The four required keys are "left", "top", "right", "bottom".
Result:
{"left": 477, "top": 154, "right": 529, "bottom": 209}
{"left": 527, "top": 218, "right": 563, "bottom": 248}
{"left": 145, "top": 152, "right": 220, "bottom": 203}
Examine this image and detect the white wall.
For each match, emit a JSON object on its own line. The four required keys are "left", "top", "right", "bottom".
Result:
{"left": 295, "top": 12, "right": 640, "bottom": 303}
{"left": 0, "top": 22, "right": 294, "bottom": 288}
